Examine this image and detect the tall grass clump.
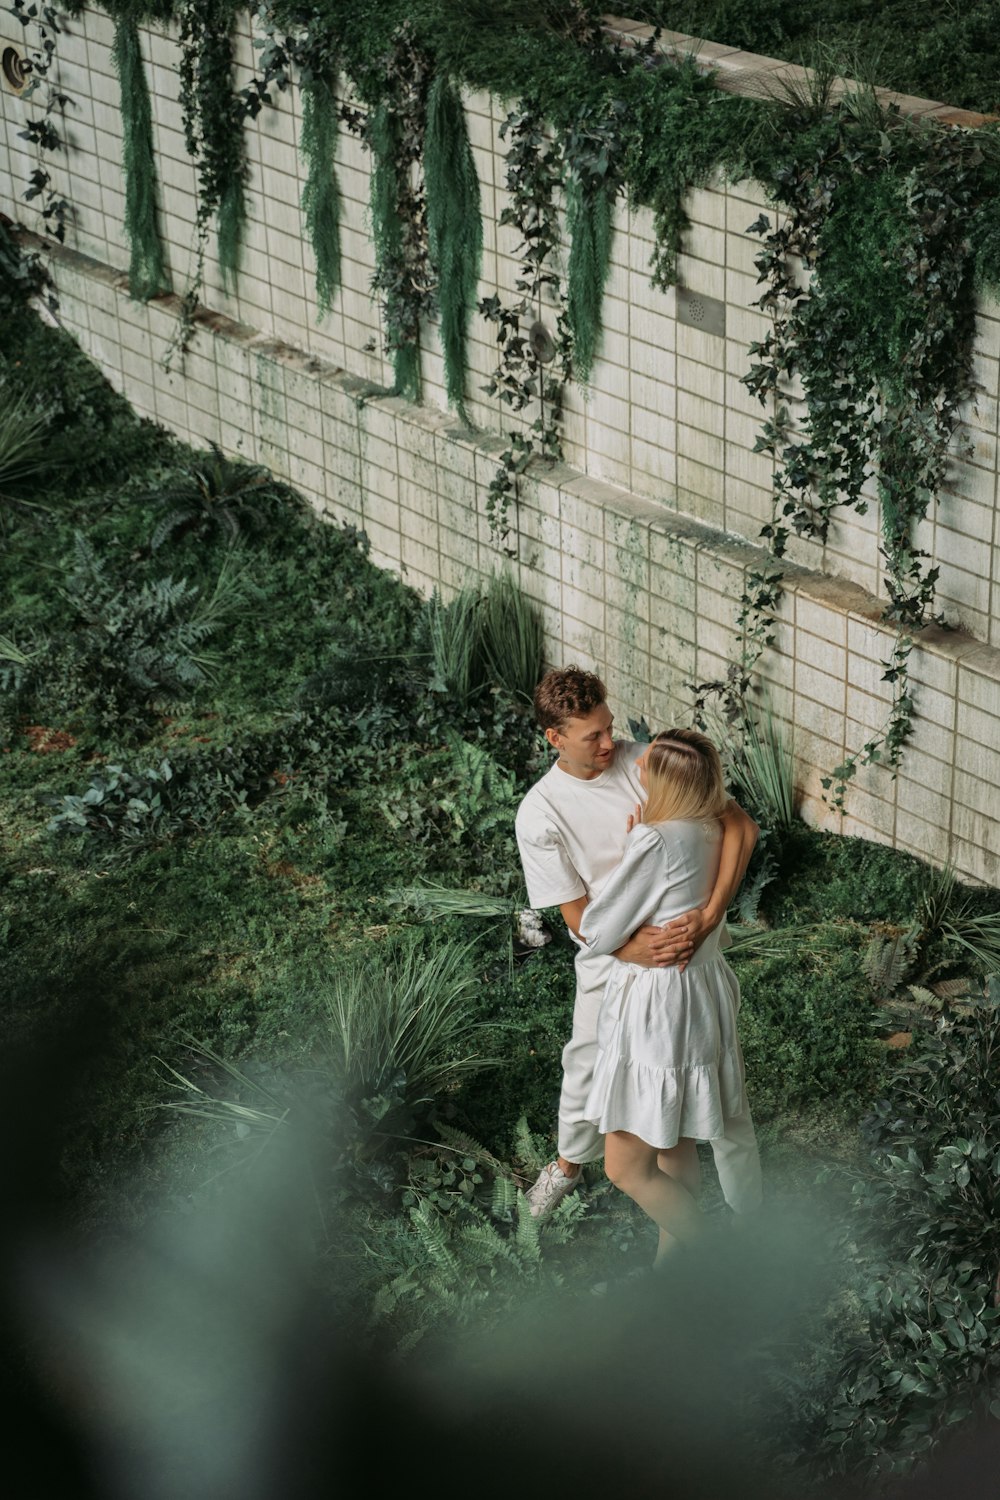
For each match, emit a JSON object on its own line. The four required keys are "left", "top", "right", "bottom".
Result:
{"left": 725, "top": 705, "right": 796, "bottom": 830}
{"left": 0, "top": 381, "right": 51, "bottom": 509}
{"left": 478, "top": 567, "right": 544, "bottom": 703}
{"left": 425, "top": 586, "right": 487, "bottom": 700}
{"left": 324, "top": 938, "right": 496, "bottom": 1109}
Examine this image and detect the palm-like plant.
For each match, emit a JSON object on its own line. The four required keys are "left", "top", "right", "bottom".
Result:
{"left": 0, "top": 380, "right": 52, "bottom": 517}
{"left": 146, "top": 442, "right": 281, "bottom": 549}
{"left": 723, "top": 705, "right": 797, "bottom": 831}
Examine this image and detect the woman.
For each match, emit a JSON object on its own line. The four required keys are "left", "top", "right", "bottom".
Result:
{"left": 579, "top": 727, "right": 757, "bottom": 1267}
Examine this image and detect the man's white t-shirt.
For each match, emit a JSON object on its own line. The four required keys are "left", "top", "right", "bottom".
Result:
{"left": 515, "top": 740, "right": 645, "bottom": 910}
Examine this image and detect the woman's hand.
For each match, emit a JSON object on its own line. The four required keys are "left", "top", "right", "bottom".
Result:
{"left": 625, "top": 801, "right": 643, "bottom": 834}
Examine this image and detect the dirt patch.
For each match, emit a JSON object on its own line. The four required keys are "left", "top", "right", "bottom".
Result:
{"left": 23, "top": 724, "right": 78, "bottom": 753}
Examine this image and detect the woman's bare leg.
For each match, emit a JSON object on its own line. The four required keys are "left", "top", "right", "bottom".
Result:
{"left": 654, "top": 1138, "right": 701, "bottom": 1265}
{"left": 604, "top": 1130, "right": 705, "bottom": 1262}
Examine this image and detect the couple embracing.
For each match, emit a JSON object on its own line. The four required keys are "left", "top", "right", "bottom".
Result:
{"left": 514, "top": 666, "right": 763, "bottom": 1268}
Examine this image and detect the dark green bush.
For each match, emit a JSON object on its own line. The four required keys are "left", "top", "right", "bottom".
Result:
{"left": 763, "top": 825, "right": 930, "bottom": 928}
{"left": 732, "top": 925, "right": 888, "bottom": 1121}
{"left": 454, "top": 935, "right": 577, "bottom": 1156}
{"left": 800, "top": 987, "right": 1000, "bottom": 1488}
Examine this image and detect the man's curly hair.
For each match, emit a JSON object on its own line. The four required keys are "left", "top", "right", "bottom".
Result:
{"left": 533, "top": 666, "right": 607, "bottom": 732}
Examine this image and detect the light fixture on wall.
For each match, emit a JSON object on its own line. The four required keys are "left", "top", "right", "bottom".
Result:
{"left": 2, "top": 44, "right": 31, "bottom": 94}
{"left": 528, "top": 319, "right": 556, "bottom": 364}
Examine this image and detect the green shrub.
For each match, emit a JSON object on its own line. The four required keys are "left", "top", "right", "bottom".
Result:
{"left": 801, "top": 985, "right": 1000, "bottom": 1487}
{"left": 732, "top": 924, "right": 888, "bottom": 1121}
{"left": 762, "top": 824, "right": 930, "bottom": 928}
{"left": 453, "top": 936, "right": 577, "bottom": 1156}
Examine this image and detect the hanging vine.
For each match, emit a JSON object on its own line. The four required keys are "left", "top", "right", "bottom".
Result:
{"left": 177, "top": 0, "right": 247, "bottom": 287}
{"left": 237, "top": 4, "right": 344, "bottom": 318}
{"left": 424, "top": 71, "right": 482, "bottom": 422}
{"left": 9, "top": 0, "right": 71, "bottom": 246}
{"left": 110, "top": 10, "right": 168, "bottom": 301}
{"left": 342, "top": 25, "right": 434, "bottom": 401}
{"left": 163, "top": 0, "right": 248, "bottom": 368}
{"left": 479, "top": 101, "right": 572, "bottom": 546}
{"left": 693, "top": 88, "right": 984, "bottom": 807}
{"left": 299, "top": 69, "right": 342, "bottom": 318}
{"left": 562, "top": 97, "right": 625, "bottom": 385}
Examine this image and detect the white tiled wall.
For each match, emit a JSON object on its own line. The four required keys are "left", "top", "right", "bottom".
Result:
{"left": 3, "top": 9, "right": 1000, "bottom": 883}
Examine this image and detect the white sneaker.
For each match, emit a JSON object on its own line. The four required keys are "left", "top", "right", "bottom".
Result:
{"left": 525, "top": 1161, "right": 582, "bottom": 1219}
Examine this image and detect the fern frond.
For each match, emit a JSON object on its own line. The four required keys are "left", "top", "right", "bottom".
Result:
{"left": 514, "top": 1191, "right": 542, "bottom": 1261}
{"left": 457, "top": 1219, "right": 515, "bottom": 1266}
{"left": 512, "top": 1117, "right": 547, "bottom": 1177}
{"left": 409, "top": 1199, "right": 459, "bottom": 1274}
{"left": 433, "top": 1120, "right": 505, "bottom": 1172}
{"left": 863, "top": 925, "right": 919, "bottom": 996}
{"left": 491, "top": 1175, "right": 519, "bottom": 1218}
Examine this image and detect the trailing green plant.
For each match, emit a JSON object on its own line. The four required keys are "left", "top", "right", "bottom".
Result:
{"left": 479, "top": 101, "right": 572, "bottom": 544}
{"left": 347, "top": 24, "right": 434, "bottom": 400}
{"left": 0, "top": 216, "right": 57, "bottom": 316}
{"left": 424, "top": 70, "right": 483, "bottom": 420}
{"left": 697, "top": 84, "right": 987, "bottom": 809}
{"left": 164, "top": 0, "right": 248, "bottom": 365}
{"left": 299, "top": 68, "right": 343, "bottom": 316}
{"left": 111, "top": 9, "right": 168, "bottom": 301}
{"left": 244, "top": 3, "right": 348, "bottom": 317}
{"left": 563, "top": 97, "right": 625, "bottom": 383}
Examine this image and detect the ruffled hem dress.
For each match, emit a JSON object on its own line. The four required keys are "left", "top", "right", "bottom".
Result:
{"left": 579, "top": 818, "right": 749, "bottom": 1150}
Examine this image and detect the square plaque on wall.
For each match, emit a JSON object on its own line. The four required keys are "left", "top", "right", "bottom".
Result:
{"left": 676, "top": 287, "right": 726, "bottom": 339}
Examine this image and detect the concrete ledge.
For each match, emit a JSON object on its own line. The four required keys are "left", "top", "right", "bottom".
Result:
{"left": 600, "top": 13, "right": 997, "bottom": 126}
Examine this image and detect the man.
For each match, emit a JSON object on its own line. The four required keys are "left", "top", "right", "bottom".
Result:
{"left": 515, "top": 665, "right": 762, "bottom": 1218}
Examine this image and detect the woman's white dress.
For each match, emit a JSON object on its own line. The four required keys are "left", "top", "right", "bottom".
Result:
{"left": 579, "top": 818, "right": 748, "bottom": 1150}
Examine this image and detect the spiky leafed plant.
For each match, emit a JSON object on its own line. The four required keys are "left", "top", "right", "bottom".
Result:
{"left": 920, "top": 864, "right": 1000, "bottom": 978}
{"left": 0, "top": 380, "right": 51, "bottom": 513}
{"left": 477, "top": 566, "right": 545, "bottom": 703}
{"left": 424, "top": 585, "right": 487, "bottom": 700}
{"left": 725, "top": 705, "right": 797, "bottom": 831}
{"left": 323, "top": 937, "right": 496, "bottom": 1111}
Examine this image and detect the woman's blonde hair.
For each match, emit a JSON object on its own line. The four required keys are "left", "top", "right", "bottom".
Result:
{"left": 642, "top": 727, "right": 728, "bottom": 825}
